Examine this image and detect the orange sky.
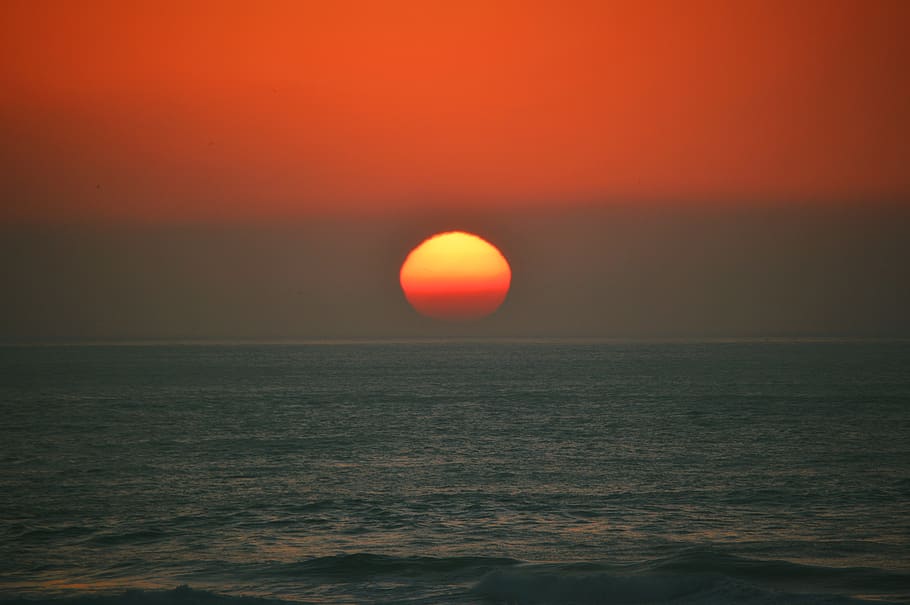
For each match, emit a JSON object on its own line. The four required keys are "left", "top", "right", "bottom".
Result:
{"left": 2, "top": 0, "right": 909, "bottom": 223}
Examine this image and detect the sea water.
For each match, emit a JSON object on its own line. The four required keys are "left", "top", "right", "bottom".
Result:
{"left": 1, "top": 341, "right": 909, "bottom": 604}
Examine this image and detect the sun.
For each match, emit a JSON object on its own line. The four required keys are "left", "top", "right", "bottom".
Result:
{"left": 400, "top": 231, "right": 512, "bottom": 321}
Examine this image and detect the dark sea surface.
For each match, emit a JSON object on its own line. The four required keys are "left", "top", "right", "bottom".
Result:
{"left": 2, "top": 341, "right": 909, "bottom": 605}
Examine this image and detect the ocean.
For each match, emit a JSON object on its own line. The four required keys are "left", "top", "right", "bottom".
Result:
{"left": 1, "top": 341, "right": 909, "bottom": 604}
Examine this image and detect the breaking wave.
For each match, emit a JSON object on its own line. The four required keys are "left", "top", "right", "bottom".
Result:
{"left": 2, "top": 551, "right": 908, "bottom": 605}
{"left": 473, "top": 550, "right": 910, "bottom": 604}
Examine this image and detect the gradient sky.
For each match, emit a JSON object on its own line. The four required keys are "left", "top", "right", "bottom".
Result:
{"left": 2, "top": 1, "right": 909, "bottom": 340}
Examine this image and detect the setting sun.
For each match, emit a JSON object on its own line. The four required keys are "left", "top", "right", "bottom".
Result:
{"left": 400, "top": 231, "right": 511, "bottom": 321}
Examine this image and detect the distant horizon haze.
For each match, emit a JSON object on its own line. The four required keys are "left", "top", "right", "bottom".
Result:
{"left": 2, "top": 203, "right": 907, "bottom": 342}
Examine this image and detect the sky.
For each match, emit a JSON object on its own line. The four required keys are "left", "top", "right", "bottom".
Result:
{"left": 2, "top": 0, "right": 909, "bottom": 340}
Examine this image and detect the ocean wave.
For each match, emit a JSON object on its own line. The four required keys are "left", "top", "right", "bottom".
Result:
{"left": 474, "top": 569, "right": 710, "bottom": 604}
{"left": 3, "top": 552, "right": 907, "bottom": 605}
{"left": 473, "top": 567, "right": 903, "bottom": 605}
{"left": 646, "top": 549, "right": 910, "bottom": 595}
{"left": 2, "top": 578, "right": 894, "bottom": 605}
{"left": 0, "top": 586, "right": 285, "bottom": 605}
{"left": 472, "top": 551, "right": 910, "bottom": 605}
{"left": 273, "top": 552, "right": 521, "bottom": 578}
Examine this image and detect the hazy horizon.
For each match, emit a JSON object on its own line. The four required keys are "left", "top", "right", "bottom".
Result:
{"left": 3, "top": 203, "right": 908, "bottom": 342}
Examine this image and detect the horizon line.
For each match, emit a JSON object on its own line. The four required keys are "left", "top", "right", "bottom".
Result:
{"left": 3, "top": 336, "right": 909, "bottom": 347}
